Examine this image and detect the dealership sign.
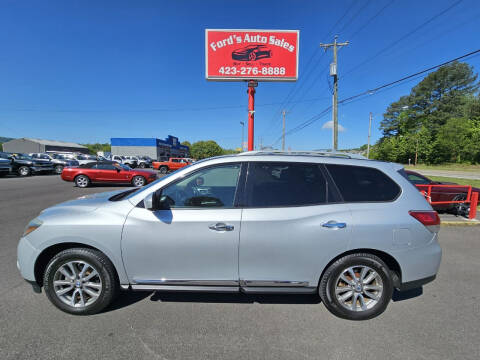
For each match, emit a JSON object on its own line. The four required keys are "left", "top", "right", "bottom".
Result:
{"left": 206, "top": 29, "right": 299, "bottom": 81}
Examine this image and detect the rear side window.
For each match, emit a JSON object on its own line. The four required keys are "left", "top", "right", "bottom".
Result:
{"left": 325, "top": 164, "right": 400, "bottom": 202}
{"left": 246, "top": 162, "right": 332, "bottom": 207}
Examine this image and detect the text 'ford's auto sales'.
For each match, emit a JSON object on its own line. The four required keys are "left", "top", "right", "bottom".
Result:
{"left": 206, "top": 29, "right": 299, "bottom": 81}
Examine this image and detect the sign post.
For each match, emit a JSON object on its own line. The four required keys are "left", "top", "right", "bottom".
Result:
{"left": 206, "top": 29, "right": 299, "bottom": 150}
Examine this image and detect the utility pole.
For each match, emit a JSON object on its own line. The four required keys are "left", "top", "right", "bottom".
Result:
{"left": 320, "top": 35, "right": 349, "bottom": 150}
{"left": 281, "top": 109, "right": 288, "bottom": 151}
{"left": 367, "top": 112, "right": 372, "bottom": 159}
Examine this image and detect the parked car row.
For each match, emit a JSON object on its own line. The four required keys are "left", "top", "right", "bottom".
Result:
{"left": 0, "top": 151, "right": 55, "bottom": 176}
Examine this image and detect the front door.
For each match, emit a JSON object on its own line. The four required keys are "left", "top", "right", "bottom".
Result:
{"left": 121, "top": 163, "right": 243, "bottom": 287}
{"left": 239, "top": 162, "right": 352, "bottom": 290}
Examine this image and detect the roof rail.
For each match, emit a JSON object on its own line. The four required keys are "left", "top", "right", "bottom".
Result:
{"left": 237, "top": 150, "right": 367, "bottom": 160}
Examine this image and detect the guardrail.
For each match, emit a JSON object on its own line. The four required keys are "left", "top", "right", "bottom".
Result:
{"left": 415, "top": 184, "right": 478, "bottom": 220}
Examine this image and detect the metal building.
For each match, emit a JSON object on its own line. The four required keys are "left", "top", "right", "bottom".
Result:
{"left": 111, "top": 136, "right": 189, "bottom": 160}
{"left": 2, "top": 138, "right": 89, "bottom": 154}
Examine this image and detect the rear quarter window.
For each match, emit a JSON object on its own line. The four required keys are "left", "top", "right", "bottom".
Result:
{"left": 325, "top": 164, "right": 401, "bottom": 202}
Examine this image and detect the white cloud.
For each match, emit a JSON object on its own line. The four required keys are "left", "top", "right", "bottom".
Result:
{"left": 322, "top": 120, "right": 346, "bottom": 132}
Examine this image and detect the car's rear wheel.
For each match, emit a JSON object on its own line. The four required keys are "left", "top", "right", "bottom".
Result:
{"left": 43, "top": 248, "right": 118, "bottom": 315}
{"left": 159, "top": 166, "right": 168, "bottom": 174}
{"left": 319, "top": 253, "right": 393, "bottom": 320}
{"left": 54, "top": 165, "right": 64, "bottom": 174}
{"left": 75, "top": 175, "right": 90, "bottom": 188}
{"left": 18, "top": 166, "right": 30, "bottom": 177}
{"left": 132, "top": 175, "right": 146, "bottom": 187}
{"left": 139, "top": 162, "right": 146, "bottom": 168}
{"left": 452, "top": 194, "right": 469, "bottom": 216}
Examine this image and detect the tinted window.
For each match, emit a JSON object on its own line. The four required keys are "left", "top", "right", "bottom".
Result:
{"left": 406, "top": 173, "right": 430, "bottom": 185}
{"left": 246, "top": 162, "right": 330, "bottom": 207}
{"left": 96, "top": 163, "right": 117, "bottom": 170}
{"left": 159, "top": 164, "right": 241, "bottom": 208}
{"left": 326, "top": 164, "right": 400, "bottom": 202}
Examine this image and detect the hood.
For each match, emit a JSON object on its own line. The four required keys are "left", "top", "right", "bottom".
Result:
{"left": 43, "top": 189, "right": 126, "bottom": 213}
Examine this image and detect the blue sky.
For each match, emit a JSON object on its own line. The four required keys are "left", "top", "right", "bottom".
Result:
{"left": 1, "top": 0, "right": 479, "bottom": 150}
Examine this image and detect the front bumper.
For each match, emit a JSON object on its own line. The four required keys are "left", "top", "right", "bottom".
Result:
{"left": 17, "top": 236, "right": 41, "bottom": 283}
{"left": 0, "top": 166, "right": 11, "bottom": 173}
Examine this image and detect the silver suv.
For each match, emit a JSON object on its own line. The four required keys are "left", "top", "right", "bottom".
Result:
{"left": 17, "top": 152, "right": 441, "bottom": 320}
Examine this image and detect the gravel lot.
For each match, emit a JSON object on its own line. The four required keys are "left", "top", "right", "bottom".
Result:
{"left": 1, "top": 175, "right": 479, "bottom": 360}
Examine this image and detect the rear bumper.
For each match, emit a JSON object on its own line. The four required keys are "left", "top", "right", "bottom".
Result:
{"left": 394, "top": 237, "right": 442, "bottom": 284}
{"left": 398, "top": 275, "right": 436, "bottom": 291}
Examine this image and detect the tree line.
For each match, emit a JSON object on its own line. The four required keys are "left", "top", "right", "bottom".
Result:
{"left": 370, "top": 61, "right": 480, "bottom": 164}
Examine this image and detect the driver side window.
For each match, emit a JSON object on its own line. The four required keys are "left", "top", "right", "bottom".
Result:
{"left": 158, "top": 164, "right": 241, "bottom": 209}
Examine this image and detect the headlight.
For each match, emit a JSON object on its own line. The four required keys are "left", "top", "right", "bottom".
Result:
{"left": 23, "top": 218, "right": 43, "bottom": 237}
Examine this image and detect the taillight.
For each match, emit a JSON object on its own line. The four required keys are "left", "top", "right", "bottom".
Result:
{"left": 409, "top": 211, "right": 440, "bottom": 226}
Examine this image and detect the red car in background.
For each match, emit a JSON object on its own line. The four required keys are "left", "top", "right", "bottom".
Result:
{"left": 152, "top": 157, "right": 191, "bottom": 174}
{"left": 61, "top": 161, "right": 157, "bottom": 188}
{"left": 405, "top": 170, "right": 480, "bottom": 215}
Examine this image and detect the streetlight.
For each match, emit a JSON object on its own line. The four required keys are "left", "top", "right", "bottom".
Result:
{"left": 240, "top": 121, "right": 245, "bottom": 151}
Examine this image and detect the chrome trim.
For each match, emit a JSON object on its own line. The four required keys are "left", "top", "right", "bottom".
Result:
{"left": 131, "top": 285, "right": 239, "bottom": 292}
{"left": 241, "top": 287, "right": 316, "bottom": 294}
{"left": 133, "top": 279, "right": 239, "bottom": 286}
{"left": 239, "top": 280, "right": 309, "bottom": 287}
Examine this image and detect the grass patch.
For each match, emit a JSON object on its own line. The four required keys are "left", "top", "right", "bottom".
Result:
{"left": 427, "top": 176, "right": 480, "bottom": 188}
{"left": 404, "top": 164, "right": 480, "bottom": 172}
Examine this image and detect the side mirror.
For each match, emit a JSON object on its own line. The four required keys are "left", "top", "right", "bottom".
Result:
{"left": 144, "top": 193, "right": 155, "bottom": 210}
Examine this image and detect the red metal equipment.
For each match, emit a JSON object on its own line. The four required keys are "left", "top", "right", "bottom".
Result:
{"left": 247, "top": 82, "right": 256, "bottom": 151}
{"left": 415, "top": 184, "right": 479, "bottom": 220}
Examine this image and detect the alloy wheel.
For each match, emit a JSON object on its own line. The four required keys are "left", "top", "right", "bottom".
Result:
{"left": 133, "top": 176, "right": 145, "bottom": 187}
{"left": 53, "top": 261, "right": 102, "bottom": 308}
{"left": 334, "top": 265, "right": 384, "bottom": 312}
{"left": 76, "top": 176, "right": 89, "bottom": 188}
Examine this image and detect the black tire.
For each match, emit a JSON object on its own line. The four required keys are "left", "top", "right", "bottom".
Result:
{"left": 139, "top": 162, "right": 146, "bottom": 168}
{"left": 159, "top": 166, "right": 168, "bottom": 174}
{"left": 132, "top": 175, "right": 146, "bottom": 187}
{"left": 75, "top": 175, "right": 90, "bottom": 188}
{"left": 18, "top": 166, "right": 31, "bottom": 177}
{"left": 319, "top": 253, "right": 393, "bottom": 320}
{"left": 43, "top": 248, "right": 119, "bottom": 315}
{"left": 54, "top": 165, "right": 64, "bottom": 175}
{"left": 451, "top": 194, "right": 469, "bottom": 216}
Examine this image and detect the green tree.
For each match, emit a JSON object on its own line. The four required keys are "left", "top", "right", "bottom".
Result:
{"left": 83, "top": 143, "right": 111, "bottom": 155}
{"left": 375, "top": 61, "right": 479, "bottom": 164}
{"left": 190, "top": 140, "right": 224, "bottom": 160}
{"left": 181, "top": 141, "right": 192, "bottom": 148}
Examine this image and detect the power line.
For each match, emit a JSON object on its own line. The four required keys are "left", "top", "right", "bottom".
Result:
{"left": 342, "top": 0, "right": 463, "bottom": 78}
{"left": 347, "top": 0, "right": 395, "bottom": 40}
{"left": 0, "top": 97, "right": 329, "bottom": 114}
{"left": 271, "top": 47, "right": 480, "bottom": 145}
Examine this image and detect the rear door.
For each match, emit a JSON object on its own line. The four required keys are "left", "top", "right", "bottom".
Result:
{"left": 239, "top": 161, "right": 352, "bottom": 291}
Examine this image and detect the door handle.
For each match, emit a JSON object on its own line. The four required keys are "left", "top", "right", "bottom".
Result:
{"left": 209, "top": 223, "right": 234, "bottom": 232}
{"left": 322, "top": 221, "right": 347, "bottom": 229}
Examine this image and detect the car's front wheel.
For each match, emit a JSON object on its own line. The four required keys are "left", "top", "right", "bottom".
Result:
{"left": 319, "top": 253, "right": 393, "bottom": 320}
{"left": 75, "top": 175, "right": 90, "bottom": 188}
{"left": 18, "top": 166, "right": 30, "bottom": 176}
{"left": 159, "top": 166, "right": 168, "bottom": 174}
{"left": 43, "top": 248, "right": 118, "bottom": 315}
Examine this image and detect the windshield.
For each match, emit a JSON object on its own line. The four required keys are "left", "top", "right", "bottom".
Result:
{"left": 14, "top": 154, "right": 33, "bottom": 160}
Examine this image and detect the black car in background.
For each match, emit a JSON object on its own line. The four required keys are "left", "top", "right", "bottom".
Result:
{"left": 30, "top": 153, "right": 79, "bottom": 174}
{"left": 0, "top": 156, "right": 11, "bottom": 176}
{"left": 0, "top": 152, "right": 54, "bottom": 176}
{"left": 232, "top": 45, "right": 272, "bottom": 61}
